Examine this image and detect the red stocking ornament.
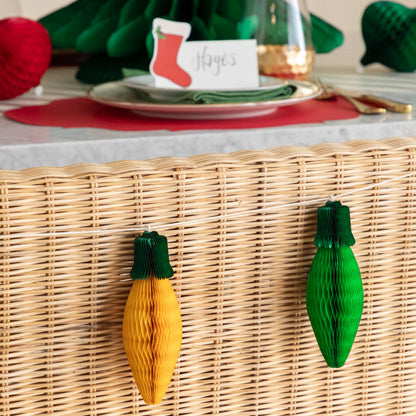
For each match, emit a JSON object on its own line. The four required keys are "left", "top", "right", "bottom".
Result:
{"left": 0, "top": 18, "right": 51, "bottom": 100}
{"left": 150, "top": 18, "right": 191, "bottom": 88}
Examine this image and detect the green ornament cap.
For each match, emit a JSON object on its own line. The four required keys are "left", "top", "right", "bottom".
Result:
{"left": 314, "top": 200, "right": 355, "bottom": 248}
{"left": 130, "top": 230, "right": 174, "bottom": 280}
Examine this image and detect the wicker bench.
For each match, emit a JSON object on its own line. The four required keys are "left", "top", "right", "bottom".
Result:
{"left": 1, "top": 137, "right": 416, "bottom": 415}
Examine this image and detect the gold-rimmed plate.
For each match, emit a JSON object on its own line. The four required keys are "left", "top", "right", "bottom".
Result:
{"left": 87, "top": 80, "right": 320, "bottom": 120}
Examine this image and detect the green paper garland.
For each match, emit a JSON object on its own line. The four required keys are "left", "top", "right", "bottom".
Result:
{"left": 306, "top": 201, "right": 364, "bottom": 368}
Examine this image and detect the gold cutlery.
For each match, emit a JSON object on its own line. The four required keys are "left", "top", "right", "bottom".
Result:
{"left": 332, "top": 86, "right": 386, "bottom": 115}
{"left": 315, "top": 80, "right": 386, "bottom": 115}
{"left": 315, "top": 79, "right": 413, "bottom": 114}
{"left": 349, "top": 94, "right": 413, "bottom": 114}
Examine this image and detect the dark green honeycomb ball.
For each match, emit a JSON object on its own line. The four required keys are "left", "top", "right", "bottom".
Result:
{"left": 361, "top": 1, "right": 416, "bottom": 72}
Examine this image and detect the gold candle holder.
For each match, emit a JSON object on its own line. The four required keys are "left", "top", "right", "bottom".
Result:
{"left": 257, "top": 44, "right": 315, "bottom": 80}
{"left": 244, "top": 0, "right": 315, "bottom": 81}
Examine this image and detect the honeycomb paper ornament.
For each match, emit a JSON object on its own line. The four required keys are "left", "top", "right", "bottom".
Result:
{"left": 361, "top": 1, "right": 416, "bottom": 72}
{"left": 0, "top": 18, "right": 51, "bottom": 100}
{"left": 48, "top": 0, "right": 104, "bottom": 49}
{"left": 39, "top": 0, "right": 343, "bottom": 83}
{"left": 306, "top": 201, "right": 364, "bottom": 368}
{"left": 311, "top": 13, "right": 344, "bottom": 54}
{"left": 122, "top": 231, "right": 182, "bottom": 405}
{"left": 75, "top": 0, "right": 129, "bottom": 54}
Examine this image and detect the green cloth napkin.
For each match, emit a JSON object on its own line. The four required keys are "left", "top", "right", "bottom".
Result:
{"left": 122, "top": 68, "right": 150, "bottom": 78}
{"left": 122, "top": 68, "right": 297, "bottom": 104}
{"left": 189, "top": 85, "right": 297, "bottom": 104}
{"left": 129, "top": 84, "right": 297, "bottom": 104}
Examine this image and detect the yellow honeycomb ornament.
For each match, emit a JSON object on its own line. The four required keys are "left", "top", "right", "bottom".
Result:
{"left": 122, "top": 231, "right": 182, "bottom": 405}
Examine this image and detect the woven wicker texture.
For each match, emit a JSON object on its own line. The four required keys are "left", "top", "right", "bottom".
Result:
{"left": 2, "top": 137, "right": 416, "bottom": 415}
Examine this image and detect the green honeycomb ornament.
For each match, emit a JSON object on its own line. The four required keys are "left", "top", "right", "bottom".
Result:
{"left": 361, "top": 1, "right": 416, "bottom": 72}
{"left": 311, "top": 14, "right": 343, "bottom": 54}
{"left": 306, "top": 201, "right": 364, "bottom": 368}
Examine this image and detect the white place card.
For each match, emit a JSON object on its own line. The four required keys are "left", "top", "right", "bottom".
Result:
{"left": 150, "top": 18, "right": 259, "bottom": 90}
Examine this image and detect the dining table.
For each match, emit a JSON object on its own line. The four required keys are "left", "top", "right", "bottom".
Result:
{"left": 0, "top": 65, "right": 415, "bottom": 171}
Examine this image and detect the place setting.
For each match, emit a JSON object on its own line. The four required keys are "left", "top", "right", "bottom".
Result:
{"left": 86, "top": 17, "right": 321, "bottom": 120}
{"left": 88, "top": 75, "right": 321, "bottom": 120}
{"left": 3, "top": 0, "right": 413, "bottom": 133}
{"left": 84, "top": 13, "right": 413, "bottom": 122}
{"left": 5, "top": 13, "right": 359, "bottom": 131}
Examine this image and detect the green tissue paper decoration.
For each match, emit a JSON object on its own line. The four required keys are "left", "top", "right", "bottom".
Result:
{"left": 310, "top": 14, "right": 344, "bottom": 54}
{"left": 361, "top": 1, "right": 416, "bottom": 72}
{"left": 75, "top": 54, "right": 149, "bottom": 84}
{"left": 39, "top": 0, "right": 344, "bottom": 83}
{"left": 306, "top": 201, "right": 364, "bottom": 368}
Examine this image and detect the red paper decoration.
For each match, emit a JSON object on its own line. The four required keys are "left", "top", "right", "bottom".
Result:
{"left": 0, "top": 17, "right": 52, "bottom": 100}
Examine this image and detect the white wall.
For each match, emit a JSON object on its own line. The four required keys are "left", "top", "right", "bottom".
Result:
{"left": 0, "top": 0, "right": 414, "bottom": 69}
{"left": 0, "top": 0, "right": 72, "bottom": 19}
{"left": 19, "top": 0, "right": 72, "bottom": 19}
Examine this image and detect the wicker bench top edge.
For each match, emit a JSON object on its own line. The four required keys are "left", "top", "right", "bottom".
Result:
{"left": 0, "top": 136, "right": 415, "bottom": 181}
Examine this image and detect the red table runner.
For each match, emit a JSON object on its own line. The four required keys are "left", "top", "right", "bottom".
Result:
{"left": 5, "top": 96, "right": 359, "bottom": 131}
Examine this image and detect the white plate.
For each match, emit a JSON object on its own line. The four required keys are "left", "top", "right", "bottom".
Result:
{"left": 87, "top": 80, "right": 321, "bottom": 120}
{"left": 122, "top": 74, "right": 287, "bottom": 101}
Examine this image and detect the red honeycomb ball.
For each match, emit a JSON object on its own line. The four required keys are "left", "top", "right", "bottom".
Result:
{"left": 0, "top": 17, "right": 52, "bottom": 100}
